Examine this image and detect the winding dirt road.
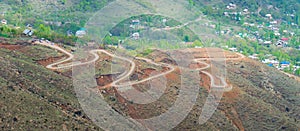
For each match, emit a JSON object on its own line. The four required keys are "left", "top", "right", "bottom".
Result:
{"left": 36, "top": 41, "right": 244, "bottom": 91}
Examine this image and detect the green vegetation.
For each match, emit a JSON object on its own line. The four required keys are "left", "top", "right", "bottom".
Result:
{"left": 0, "top": 25, "right": 23, "bottom": 38}
{"left": 295, "top": 69, "right": 300, "bottom": 76}
{"left": 1, "top": 0, "right": 299, "bottom": 76}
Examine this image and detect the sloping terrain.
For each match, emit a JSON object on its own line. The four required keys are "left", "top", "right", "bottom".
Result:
{"left": 0, "top": 39, "right": 299, "bottom": 130}
{"left": 0, "top": 39, "right": 101, "bottom": 130}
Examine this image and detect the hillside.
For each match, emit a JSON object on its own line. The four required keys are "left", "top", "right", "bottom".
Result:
{"left": 0, "top": 38, "right": 299, "bottom": 130}
{"left": 0, "top": 0, "right": 299, "bottom": 130}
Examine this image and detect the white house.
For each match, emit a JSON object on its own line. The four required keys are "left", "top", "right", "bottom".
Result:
{"left": 274, "top": 31, "right": 281, "bottom": 36}
{"left": 132, "top": 32, "right": 140, "bottom": 40}
{"left": 249, "top": 23, "right": 255, "bottom": 27}
{"left": 227, "top": 3, "right": 237, "bottom": 9}
{"left": 249, "top": 54, "right": 259, "bottom": 60}
{"left": 228, "top": 47, "right": 238, "bottom": 52}
{"left": 257, "top": 25, "right": 264, "bottom": 28}
{"left": 1, "top": 19, "right": 7, "bottom": 25}
{"left": 262, "top": 59, "right": 271, "bottom": 64}
{"left": 23, "top": 29, "right": 34, "bottom": 36}
{"left": 132, "top": 19, "right": 140, "bottom": 25}
{"left": 262, "top": 59, "right": 279, "bottom": 66}
{"left": 223, "top": 12, "right": 229, "bottom": 17}
{"left": 75, "top": 28, "right": 87, "bottom": 38}
{"left": 270, "top": 21, "right": 278, "bottom": 24}
{"left": 263, "top": 41, "right": 272, "bottom": 45}
{"left": 162, "top": 19, "right": 167, "bottom": 23}
{"left": 266, "top": 14, "right": 272, "bottom": 19}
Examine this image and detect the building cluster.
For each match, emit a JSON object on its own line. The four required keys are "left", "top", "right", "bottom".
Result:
{"left": 226, "top": 46, "right": 299, "bottom": 73}
{"left": 23, "top": 24, "right": 34, "bottom": 36}
{"left": 222, "top": 2, "right": 298, "bottom": 52}
{"left": 262, "top": 59, "right": 300, "bottom": 72}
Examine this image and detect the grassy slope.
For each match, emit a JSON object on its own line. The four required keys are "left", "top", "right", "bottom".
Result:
{"left": 0, "top": 38, "right": 299, "bottom": 130}
{"left": 0, "top": 46, "right": 101, "bottom": 130}
{"left": 225, "top": 59, "right": 300, "bottom": 130}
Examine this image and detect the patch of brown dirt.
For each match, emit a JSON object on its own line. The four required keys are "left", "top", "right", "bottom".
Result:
{"left": 37, "top": 56, "right": 65, "bottom": 67}
{"left": 221, "top": 86, "right": 244, "bottom": 131}
{"left": 0, "top": 43, "right": 24, "bottom": 50}
{"left": 165, "top": 68, "right": 180, "bottom": 82}
{"left": 199, "top": 72, "right": 211, "bottom": 91}
{"left": 139, "top": 68, "right": 156, "bottom": 79}
{"left": 223, "top": 106, "right": 245, "bottom": 131}
{"left": 59, "top": 70, "right": 73, "bottom": 78}
{"left": 96, "top": 74, "right": 114, "bottom": 86}
{"left": 223, "top": 86, "right": 241, "bottom": 101}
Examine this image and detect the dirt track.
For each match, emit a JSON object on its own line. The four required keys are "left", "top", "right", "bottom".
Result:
{"left": 36, "top": 41, "right": 246, "bottom": 92}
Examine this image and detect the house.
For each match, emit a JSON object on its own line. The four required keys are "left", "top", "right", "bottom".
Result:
{"left": 268, "top": 63, "right": 274, "bottom": 67}
{"left": 257, "top": 25, "right": 264, "bottom": 28}
{"left": 262, "top": 59, "right": 279, "bottom": 67}
{"left": 274, "top": 31, "right": 281, "bottom": 36}
{"left": 132, "top": 32, "right": 140, "bottom": 40}
{"left": 223, "top": 12, "right": 229, "bottom": 17}
{"left": 270, "top": 21, "right": 277, "bottom": 24}
{"left": 290, "top": 32, "right": 295, "bottom": 36}
{"left": 243, "top": 22, "right": 249, "bottom": 26}
{"left": 249, "top": 23, "right": 255, "bottom": 27}
{"left": 67, "top": 30, "right": 73, "bottom": 36}
{"left": 227, "top": 3, "right": 237, "bottom": 9}
{"left": 221, "top": 45, "right": 229, "bottom": 49}
{"left": 249, "top": 54, "right": 259, "bottom": 59}
{"left": 132, "top": 19, "right": 140, "bottom": 25}
{"left": 23, "top": 29, "right": 34, "bottom": 36}
{"left": 266, "top": 14, "right": 272, "bottom": 19}
{"left": 262, "top": 41, "right": 272, "bottom": 45}
{"left": 280, "top": 61, "right": 290, "bottom": 69}
{"left": 292, "top": 65, "right": 300, "bottom": 72}
{"left": 262, "top": 59, "right": 271, "bottom": 64}
{"left": 228, "top": 47, "right": 237, "bottom": 52}
{"left": 281, "top": 38, "right": 289, "bottom": 41}
{"left": 275, "top": 40, "right": 288, "bottom": 47}
{"left": 71, "top": 47, "right": 77, "bottom": 52}
{"left": 87, "top": 41, "right": 96, "bottom": 47}
{"left": 26, "top": 24, "right": 32, "bottom": 28}
{"left": 243, "top": 9, "right": 250, "bottom": 15}
{"left": 75, "top": 28, "right": 87, "bottom": 37}
{"left": 271, "top": 27, "right": 279, "bottom": 31}
{"left": 1, "top": 19, "right": 7, "bottom": 25}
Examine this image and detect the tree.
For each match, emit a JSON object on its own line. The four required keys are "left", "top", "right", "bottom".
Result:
{"left": 188, "top": 0, "right": 195, "bottom": 10}
{"left": 184, "top": 35, "right": 190, "bottom": 42}
{"left": 193, "top": 40, "right": 203, "bottom": 47}
{"left": 36, "top": 24, "right": 52, "bottom": 39}
{"left": 295, "top": 69, "right": 300, "bottom": 76}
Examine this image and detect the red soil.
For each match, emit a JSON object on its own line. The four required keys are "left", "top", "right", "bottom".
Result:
{"left": 96, "top": 74, "right": 114, "bottom": 86}
{"left": 140, "top": 68, "right": 157, "bottom": 79}
{"left": 0, "top": 44, "right": 24, "bottom": 50}
{"left": 165, "top": 68, "right": 180, "bottom": 82}
{"left": 37, "top": 56, "right": 65, "bottom": 67}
